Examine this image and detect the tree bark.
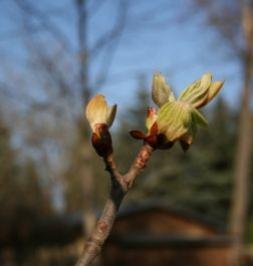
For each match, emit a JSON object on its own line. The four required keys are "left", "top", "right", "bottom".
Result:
{"left": 229, "top": 2, "right": 253, "bottom": 265}
{"left": 75, "top": 144, "right": 154, "bottom": 266}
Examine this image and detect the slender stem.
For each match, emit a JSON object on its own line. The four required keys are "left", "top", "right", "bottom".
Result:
{"left": 75, "top": 143, "right": 154, "bottom": 266}
{"left": 75, "top": 192, "right": 124, "bottom": 266}
{"left": 124, "top": 143, "right": 154, "bottom": 189}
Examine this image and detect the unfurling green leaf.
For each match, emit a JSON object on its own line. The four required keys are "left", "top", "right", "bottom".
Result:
{"left": 179, "top": 73, "right": 213, "bottom": 108}
{"left": 157, "top": 101, "right": 192, "bottom": 142}
{"left": 192, "top": 109, "right": 208, "bottom": 128}
{"left": 131, "top": 71, "right": 224, "bottom": 151}
{"left": 152, "top": 73, "right": 175, "bottom": 107}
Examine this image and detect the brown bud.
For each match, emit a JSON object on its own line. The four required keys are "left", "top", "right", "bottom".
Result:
{"left": 91, "top": 124, "right": 113, "bottom": 157}
{"left": 129, "top": 130, "right": 146, "bottom": 140}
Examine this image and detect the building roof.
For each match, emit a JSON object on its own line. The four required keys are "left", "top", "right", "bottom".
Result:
{"left": 116, "top": 201, "right": 226, "bottom": 233}
{"left": 108, "top": 234, "right": 234, "bottom": 248}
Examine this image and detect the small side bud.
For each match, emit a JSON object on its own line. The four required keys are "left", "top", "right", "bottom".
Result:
{"left": 145, "top": 107, "right": 157, "bottom": 133}
{"left": 129, "top": 130, "right": 146, "bottom": 140}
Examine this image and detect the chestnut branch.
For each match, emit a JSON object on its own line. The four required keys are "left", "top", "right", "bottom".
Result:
{"left": 76, "top": 72, "right": 224, "bottom": 266}
{"left": 75, "top": 143, "right": 153, "bottom": 266}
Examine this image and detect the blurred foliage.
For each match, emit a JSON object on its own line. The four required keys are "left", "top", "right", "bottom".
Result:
{"left": 63, "top": 121, "right": 108, "bottom": 213}
{"left": 0, "top": 115, "right": 52, "bottom": 223}
{"left": 114, "top": 84, "right": 237, "bottom": 223}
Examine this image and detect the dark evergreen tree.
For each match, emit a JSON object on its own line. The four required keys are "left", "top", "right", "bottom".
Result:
{"left": 0, "top": 115, "right": 51, "bottom": 222}
{"left": 117, "top": 89, "right": 237, "bottom": 223}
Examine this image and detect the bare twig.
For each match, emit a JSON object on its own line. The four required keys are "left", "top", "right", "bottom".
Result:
{"left": 229, "top": 1, "right": 253, "bottom": 265}
{"left": 75, "top": 143, "right": 154, "bottom": 266}
{"left": 12, "top": 0, "right": 70, "bottom": 50}
{"left": 75, "top": 0, "right": 90, "bottom": 104}
{"left": 89, "top": 1, "right": 128, "bottom": 59}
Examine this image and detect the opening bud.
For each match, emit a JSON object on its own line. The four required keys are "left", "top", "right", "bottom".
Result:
{"left": 85, "top": 94, "right": 117, "bottom": 132}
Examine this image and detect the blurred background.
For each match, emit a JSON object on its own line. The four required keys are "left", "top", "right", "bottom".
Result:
{"left": 0, "top": 0, "right": 252, "bottom": 265}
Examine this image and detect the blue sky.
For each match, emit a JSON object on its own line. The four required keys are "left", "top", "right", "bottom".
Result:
{"left": 0, "top": 0, "right": 242, "bottom": 114}
{"left": 87, "top": 0, "right": 242, "bottom": 109}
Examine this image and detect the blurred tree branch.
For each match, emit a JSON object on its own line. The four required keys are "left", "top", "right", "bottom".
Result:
{"left": 188, "top": 0, "right": 253, "bottom": 265}
{"left": 229, "top": 1, "right": 253, "bottom": 265}
{"left": 12, "top": 0, "right": 71, "bottom": 50}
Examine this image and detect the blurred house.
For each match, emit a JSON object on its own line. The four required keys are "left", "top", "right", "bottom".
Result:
{"left": 0, "top": 204, "right": 236, "bottom": 266}
{"left": 0, "top": 213, "right": 83, "bottom": 266}
{"left": 101, "top": 204, "right": 234, "bottom": 266}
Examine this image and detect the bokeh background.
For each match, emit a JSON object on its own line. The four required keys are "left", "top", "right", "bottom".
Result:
{"left": 0, "top": 0, "right": 252, "bottom": 265}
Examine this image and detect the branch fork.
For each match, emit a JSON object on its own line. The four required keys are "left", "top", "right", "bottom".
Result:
{"left": 77, "top": 72, "right": 224, "bottom": 265}
{"left": 76, "top": 141, "right": 154, "bottom": 266}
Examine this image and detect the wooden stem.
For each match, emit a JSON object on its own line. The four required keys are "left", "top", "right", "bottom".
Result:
{"left": 75, "top": 143, "right": 154, "bottom": 266}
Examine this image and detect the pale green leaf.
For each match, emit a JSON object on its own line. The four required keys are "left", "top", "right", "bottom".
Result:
{"left": 152, "top": 73, "right": 175, "bottom": 107}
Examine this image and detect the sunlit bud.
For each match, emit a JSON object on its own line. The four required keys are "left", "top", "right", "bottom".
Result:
{"left": 131, "top": 72, "right": 223, "bottom": 151}
{"left": 155, "top": 72, "right": 223, "bottom": 150}
{"left": 85, "top": 94, "right": 117, "bottom": 132}
{"left": 152, "top": 73, "right": 175, "bottom": 107}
